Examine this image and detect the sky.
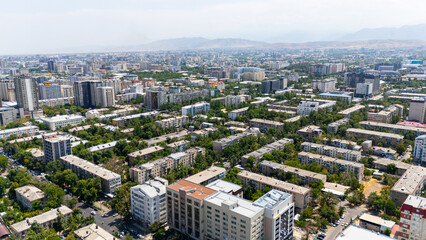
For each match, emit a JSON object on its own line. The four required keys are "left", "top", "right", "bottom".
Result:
{"left": 1, "top": 0, "right": 426, "bottom": 54}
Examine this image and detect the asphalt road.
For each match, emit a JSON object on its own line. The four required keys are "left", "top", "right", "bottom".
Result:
{"left": 322, "top": 202, "right": 368, "bottom": 240}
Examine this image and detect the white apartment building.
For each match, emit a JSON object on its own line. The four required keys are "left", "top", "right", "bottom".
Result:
{"left": 414, "top": 135, "right": 426, "bottom": 165}
{"left": 224, "top": 95, "right": 251, "bottom": 107}
{"left": 311, "top": 79, "right": 336, "bottom": 93}
{"left": 297, "top": 101, "right": 319, "bottom": 115}
{"left": 181, "top": 102, "right": 210, "bottom": 116}
{"left": 0, "top": 125, "right": 39, "bottom": 139}
{"left": 204, "top": 191, "right": 265, "bottom": 240}
{"left": 131, "top": 178, "right": 168, "bottom": 225}
{"left": 254, "top": 190, "right": 294, "bottom": 240}
{"left": 408, "top": 98, "right": 426, "bottom": 123}
{"left": 40, "top": 115, "right": 85, "bottom": 130}
{"left": 155, "top": 115, "right": 189, "bottom": 129}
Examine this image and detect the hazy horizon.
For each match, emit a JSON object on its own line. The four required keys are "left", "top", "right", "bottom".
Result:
{"left": 2, "top": 0, "right": 426, "bottom": 55}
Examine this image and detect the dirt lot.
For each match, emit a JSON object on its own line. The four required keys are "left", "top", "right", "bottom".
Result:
{"left": 362, "top": 178, "right": 385, "bottom": 196}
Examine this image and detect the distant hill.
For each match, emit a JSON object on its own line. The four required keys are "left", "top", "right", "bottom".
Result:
{"left": 339, "top": 24, "right": 426, "bottom": 41}
{"left": 267, "top": 39, "right": 426, "bottom": 49}
{"left": 129, "top": 37, "right": 266, "bottom": 51}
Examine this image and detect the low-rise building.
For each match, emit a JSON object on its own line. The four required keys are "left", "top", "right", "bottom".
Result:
{"left": 130, "top": 178, "right": 168, "bottom": 226}
{"left": 26, "top": 148, "right": 44, "bottom": 162}
{"left": 228, "top": 107, "right": 249, "bottom": 120}
{"left": 15, "top": 185, "right": 45, "bottom": 209}
{"left": 301, "top": 142, "right": 361, "bottom": 162}
{"left": 166, "top": 140, "right": 190, "bottom": 152}
{"left": 367, "top": 104, "right": 403, "bottom": 123}
{"left": 185, "top": 166, "right": 226, "bottom": 185}
{"left": 241, "top": 138, "right": 294, "bottom": 165}
{"left": 338, "top": 105, "right": 365, "bottom": 118}
{"left": 390, "top": 165, "right": 426, "bottom": 206}
{"left": 360, "top": 121, "right": 426, "bottom": 136}
{"left": 112, "top": 111, "right": 159, "bottom": 127}
{"left": 297, "top": 125, "right": 322, "bottom": 141}
{"left": 260, "top": 160, "right": 327, "bottom": 184}
{"left": 154, "top": 116, "right": 189, "bottom": 129}
{"left": 373, "top": 158, "right": 410, "bottom": 176}
{"left": 40, "top": 115, "right": 85, "bottom": 130}
{"left": 359, "top": 213, "right": 395, "bottom": 233}
{"left": 249, "top": 118, "right": 284, "bottom": 133}
{"left": 0, "top": 125, "right": 39, "bottom": 139}
{"left": 74, "top": 224, "right": 115, "bottom": 240}
{"left": 128, "top": 146, "right": 164, "bottom": 165}
{"left": 328, "top": 118, "right": 350, "bottom": 134}
{"left": 346, "top": 128, "right": 404, "bottom": 147}
{"left": 190, "top": 127, "right": 218, "bottom": 142}
{"left": 10, "top": 206, "right": 73, "bottom": 238}
{"left": 298, "top": 152, "right": 364, "bottom": 180}
{"left": 60, "top": 155, "right": 121, "bottom": 194}
{"left": 212, "top": 132, "right": 254, "bottom": 154}
{"left": 130, "top": 147, "right": 205, "bottom": 183}
{"left": 145, "top": 130, "right": 189, "bottom": 146}
{"left": 237, "top": 170, "right": 311, "bottom": 212}
{"left": 335, "top": 225, "right": 396, "bottom": 240}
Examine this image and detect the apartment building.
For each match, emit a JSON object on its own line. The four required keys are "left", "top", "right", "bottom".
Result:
{"left": 414, "top": 135, "right": 426, "bottom": 166}
{"left": 155, "top": 115, "right": 189, "bottom": 129}
{"left": 42, "top": 134, "right": 72, "bottom": 163}
{"left": 228, "top": 107, "right": 249, "bottom": 120}
{"left": 297, "top": 152, "right": 364, "bottom": 180}
{"left": 397, "top": 195, "right": 426, "bottom": 240}
{"left": 181, "top": 102, "right": 210, "bottom": 116}
{"left": 367, "top": 104, "right": 403, "bottom": 123}
{"left": 337, "top": 104, "right": 365, "bottom": 118}
{"left": 167, "top": 180, "right": 217, "bottom": 240}
{"left": 60, "top": 155, "right": 122, "bottom": 194}
{"left": 254, "top": 190, "right": 295, "bottom": 240}
{"left": 259, "top": 160, "right": 327, "bottom": 185}
{"left": 301, "top": 142, "right": 361, "bottom": 162}
{"left": 185, "top": 166, "right": 226, "bottom": 185}
{"left": 390, "top": 165, "right": 426, "bottom": 206}
{"left": 26, "top": 148, "right": 44, "bottom": 162}
{"left": 15, "top": 185, "right": 45, "bottom": 209}
{"left": 130, "top": 147, "right": 205, "bottom": 183}
{"left": 327, "top": 118, "right": 350, "bottom": 134}
{"left": 373, "top": 158, "right": 411, "bottom": 176}
{"left": 297, "top": 101, "right": 319, "bottom": 115}
{"left": 130, "top": 178, "right": 168, "bottom": 226}
{"left": 346, "top": 128, "right": 404, "bottom": 147}
{"left": 10, "top": 206, "right": 73, "bottom": 238}
{"left": 40, "top": 115, "right": 85, "bottom": 131}
{"left": 212, "top": 132, "right": 254, "bottom": 155}
{"left": 248, "top": 118, "right": 284, "bottom": 133}
{"left": 204, "top": 191, "right": 265, "bottom": 240}
{"left": 322, "top": 138, "right": 361, "bottom": 150}
{"left": 112, "top": 111, "right": 159, "bottom": 127}
{"left": 297, "top": 125, "right": 322, "bottom": 141}
{"left": 359, "top": 213, "right": 395, "bottom": 234}
{"left": 167, "top": 140, "right": 190, "bottom": 152}
{"left": 241, "top": 138, "right": 294, "bottom": 165}
{"left": 0, "top": 125, "right": 39, "bottom": 139}
{"left": 311, "top": 78, "right": 336, "bottom": 93}
{"left": 236, "top": 170, "right": 311, "bottom": 212}
{"left": 408, "top": 97, "right": 426, "bottom": 123}
{"left": 128, "top": 146, "right": 164, "bottom": 165}
{"left": 359, "top": 121, "right": 426, "bottom": 136}
{"left": 145, "top": 130, "right": 189, "bottom": 146}
{"left": 224, "top": 95, "right": 251, "bottom": 107}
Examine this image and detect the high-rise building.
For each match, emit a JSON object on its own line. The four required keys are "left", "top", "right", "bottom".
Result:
{"left": 355, "top": 82, "right": 373, "bottom": 98}
{"left": 311, "top": 79, "right": 336, "bottom": 93}
{"left": 413, "top": 135, "right": 426, "bottom": 165}
{"left": 167, "top": 180, "right": 217, "bottom": 240}
{"left": 38, "top": 84, "right": 62, "bottom": 100}
{"left": 145, "top": 90, "right": 167, "bottom": 110}
{"left": 96, "top": 86, "right": 115, "bottom": 107}
{"left": 254, "top": 190, "right": 294, "bottom": 240}
{"left": 224, "top": 95, "right": 250, "bottom": 106}
{"left": 43, "top": 134, "right": 72, "bottom": 162}
{"left": 131, "top": 178, "right": 168, "bottom": 226}
{"left": 73, "top": 80, "right": 102, "bottom": 108}
{"left": 396, "top": 195, "right": 426, "bottom": 240}
{"left": 408, "top": 98, "right": 426, "bottom": 123}
{"left": 47, "top": 60, "right": 55, "bottom": 73}
{"left": 60, "top": 85, "right": 74, "bottom": 98}
{"left": 14, "top": 77, "right": 39, "bottom": 113}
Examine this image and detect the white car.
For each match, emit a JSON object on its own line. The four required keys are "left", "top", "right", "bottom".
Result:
{"left": 90, "top": 211, "right": 96, "bottom": 215}
{"left": 113, "top": 213, "right": 118, "bottom": 217}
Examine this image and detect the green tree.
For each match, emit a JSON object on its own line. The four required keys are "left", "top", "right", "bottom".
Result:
{"left": 0, "top": 155, "right": 8, "bottom": 170}
{"left": 110, "top": 182, "right": 137, "bottom": 222}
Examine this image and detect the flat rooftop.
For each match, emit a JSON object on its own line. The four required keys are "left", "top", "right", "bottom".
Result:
{"left": 373, "top": 158, "right": 410, "bottom": 170}
{"left": 74, "top": 224, "right": 115, "bottom": 240}
{"left": 128, "top": 146, "right": 164, "bottom": 158}
{"left": 298, "top": 152, "right": 364, "bottom": 168}
{"left": 335, "top": 225, "right": 395, "bottom": 240}
{"left": 145, "top": 130, "right": 189, "bottom": 146}
{"left": 205, "top": 191, "right": 264, "bottom": 218}
{"left": 402, "top": 195, "right": 426, "bottom": 209}
{"left": 60, "top": 155, "right": 120, "bottom": 180}
{"left": 260, "top": 160, "right": 327, "bottom": 182}
{"left": 360, "top": 121, "right": 426, "bottom": 133}
{"left": 337, "top": 105, "right": 365, "bottom": 115}
{"left": 254, "top": 189, "right": 292, "bottom": 210}
{"left": 185, "top": 166, "right": 226, "bottom": 185}
{"left": 249, "top": 118, "right": 284, "bottom": 126}
{"left": 15, "top": 185, "right": 45, "bottom": 202}
{"left": 346, "top": 128, "right": 404, "bottom": 139}
{"left": 237, "top": 170, "right": 310, "bottom": 195}
{"left": 206, "top": 179, "right": 242, "bottom": 194}
{"left": 359, "top": 213, "right": 395, "bottom": 229}
{"left": 168, "top": 179, "right": 216, "bottom": 200}
{"left": 391, "top": 165, "right": 426, "bottom": 195}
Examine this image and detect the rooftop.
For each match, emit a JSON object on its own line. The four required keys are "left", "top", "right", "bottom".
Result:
{"left": 206, "top": 179, "right": 242, "bottom": 194}
{"left": 166, "top": 140, "right": 190, "bottom": 148}
{"left": 26, "top": 148, "right": 44, "bottom": 158}
{"left": 74, "top": 224, "right": 115, "bottom": 240}
{"left": 168, "top": 179, "right": 216, "bottom": 200}
{"left": 402, "top": 195, "right": 426, "bottom": 210}
{"left": 335, "top": 225, "right": 396, "bottom": 240}
{"left": 360, "top": 121, "right": 426, "bottom": 133}
{"left": 260, "top": 160, "right": 327, "bottom": 182}
{"left": 298, "top": 125, "right": 321, "bottom": 133}
{"left": 337, "top": 105, "right": 365, "bottom": 115}
{"left": 298, "top": 152, "right": 364, "bottom": 168}
{"left": 346, "top": 128, "right": 404, "bottom": 139}
{"left": 359, "top": 213, "right": 396, "bottom": 229}
{"left": 185, "top": 166, "right": 226, "bottom": 185}
{"left": 253, "top": 189, "right": 292, "bottom": 210}
{"left": 205, "top": 191, "right": 264, "bottom": 218}
{"left": 249, "top": 118, "right": 284, "bottom": 126}
{"left": 391, "top": 165, "right": 426, "bottom": 195}
{"left": 11, "top": 206, "right": 73, "bottom": 233}
{"left": 41, "top": 114, "right": 85, "bottom": 122}
{"left": 15, "top": 185, "right": 45, "bottom": 202}
{"left": 128, "top": 146, "right": 164, "bottom": 158}
{"left": 131, "top": 179, "right": 167, "bottom": 198}
{"left": 60, "top": 155, "right": 120, "bottom": 181}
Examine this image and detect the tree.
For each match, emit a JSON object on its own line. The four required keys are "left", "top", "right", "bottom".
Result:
{"left": 383, "top": 228, "right": 391, "bottom": 236}
{"left": 0, "top": 155, "right": 8, "bottom": 170}
{"left": 386, "top": 164, "right": 397, "bottom": 175}
{"left": 110, "top": 182, "right": 137, "bottom": 222}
